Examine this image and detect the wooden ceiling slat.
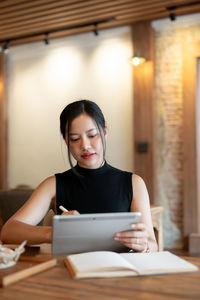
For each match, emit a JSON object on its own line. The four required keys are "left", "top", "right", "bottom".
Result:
{"left": 116, "top": 3, "right": 200, "bottom": 21}
{"left": 3, "top": 1, "right": 195, "bottom": 30}
{"left": 0, "top": 0, "right": 81, "bottom": 12}
{"left": 9, "top": 34, "right": 45, "bottom": 46}
{"left": 0, "top": 0, "right": 131, "bottom": 23}
{"left": 0, "top": 0, "right": 199, "bottom": 46}
{"left": 4, "top": 2, "right": 82, "bottom": 18}
{"left": 116, "top": 0, "right": 200, "bottom": 19}
{"left": 0, "top": 0, "right": 30, "bottom": 9}
{"left": 0, "top": 0, "right": 156, "bottom": 26}
{"left": 0, "top": 0, "right": 103, "bottom": 17}
{"left": 0, "top": 0, "right": 190, "bottom": 20}
{"left": 2, "top": 6, "right": 198, "bottom": 47}
{"left": 0, "top": 0, "right": 55, "bottom": 12}
{"left": 101, "top": 5, "right": 200, "bottom": 27}
{"left": 0, "top": 0, "right": 188, "bottom": 37}
{"left": 8, "top": 25, "right": 96, "bottom": 47}
{"left": 168, "top": 3, "right": 200, "bottom": 14}
{"left": 3, "top": 8, "right": 185, "bottom": 47}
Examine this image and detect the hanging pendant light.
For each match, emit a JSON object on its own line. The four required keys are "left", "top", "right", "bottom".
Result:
{"left": 130, "top": 54, "right": 146, "bottom": 66}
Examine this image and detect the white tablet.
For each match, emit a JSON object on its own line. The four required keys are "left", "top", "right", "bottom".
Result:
{"left": 52, "top": 212, "right": 141, "bottom": 254}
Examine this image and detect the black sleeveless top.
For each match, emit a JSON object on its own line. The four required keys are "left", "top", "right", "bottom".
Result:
{"left": 55, "top": 162, "right": 133, "bottom": 215}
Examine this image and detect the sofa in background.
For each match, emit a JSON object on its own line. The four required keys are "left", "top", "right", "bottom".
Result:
{"left": 0, "top": 188, "right": 34, "bottom": 229}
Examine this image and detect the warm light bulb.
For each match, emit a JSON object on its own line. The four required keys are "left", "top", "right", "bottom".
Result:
{"left": 131, "top": 56, "right": 146, "bottom": 66}
{"left": 132, "top": 57, "right": 140, "bottom": 66}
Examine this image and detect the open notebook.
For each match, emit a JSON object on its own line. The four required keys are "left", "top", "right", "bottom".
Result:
{"left": 64, "top": 251, "right": 199, "bottom": 279}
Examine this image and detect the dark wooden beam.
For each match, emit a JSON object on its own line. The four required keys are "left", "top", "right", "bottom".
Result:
{"left": 131, "top": 21, "right": 156, "bottom": 204}
{"left": 0, "top": 52, "right": 8, "bottom": 189}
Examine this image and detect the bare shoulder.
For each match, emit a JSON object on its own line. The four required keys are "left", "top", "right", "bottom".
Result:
{"left": 34, "top": 175, "right": 56, "bottom": 195}
{"left": 38, "top": 175, "right": 56, "bottom": 187}
{"left": 131, "top": 174, "right": 149, "bottom": 205}
{"left": 22, "top": 175, "right": 56, "bottom": 209}
{"left": 132, "top": 174, "right": 146, "bottom": 187}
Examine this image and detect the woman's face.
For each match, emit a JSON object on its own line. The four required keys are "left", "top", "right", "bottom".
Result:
{"left": 67, "top": 113, "right": 107, "bottom": 169}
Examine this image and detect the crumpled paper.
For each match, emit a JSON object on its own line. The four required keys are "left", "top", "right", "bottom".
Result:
{"left": 0, "top": 240, "right": 27, "bottom": 269}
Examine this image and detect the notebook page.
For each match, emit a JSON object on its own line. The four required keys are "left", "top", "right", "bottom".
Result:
{"left": 120, "top": 251, "right": 198, "bottom": 273}
{"left": 68, "top": 251, "right": 136, "bottom": 273}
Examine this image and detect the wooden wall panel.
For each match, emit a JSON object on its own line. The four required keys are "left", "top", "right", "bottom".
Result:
{"left": 0, "top": 52, "right": 8, "bottom": 189}
{"left": 131, "top": 22, "right": 156, "bottom": 203}
{"left": 183, "top": 42, "right": 200, "bottom": 253}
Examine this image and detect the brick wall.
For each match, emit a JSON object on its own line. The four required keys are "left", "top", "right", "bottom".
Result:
{"left": 152, "top": 14, "right": 200, "bottom": 248}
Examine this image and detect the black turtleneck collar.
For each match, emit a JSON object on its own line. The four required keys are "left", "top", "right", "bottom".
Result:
{"left": 74, "top": 161, "right": 109, "bottom": 176}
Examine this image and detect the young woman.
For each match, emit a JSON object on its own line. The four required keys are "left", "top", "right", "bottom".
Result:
{"left": 1, "top": 100, "right": 157, "bottom": 252}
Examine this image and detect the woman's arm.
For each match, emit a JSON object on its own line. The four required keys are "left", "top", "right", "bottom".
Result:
{"left": 0, "top": 176, "right": 56, "bottom": 245}
{"left": 114, "top": 174, "right": 158, "bottom": 252}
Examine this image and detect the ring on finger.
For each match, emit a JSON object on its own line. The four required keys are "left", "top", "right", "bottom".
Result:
{"left": 136, "top": 238, "right": 139, "bottom": 244}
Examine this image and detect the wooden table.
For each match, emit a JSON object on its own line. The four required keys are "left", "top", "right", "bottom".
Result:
{"left": 0, "top": 245, "right": 200, "bottom": 300}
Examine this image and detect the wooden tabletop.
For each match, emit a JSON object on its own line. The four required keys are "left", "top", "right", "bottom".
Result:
{"left": 0, "top": 244, "right": 200, "bottom": 300}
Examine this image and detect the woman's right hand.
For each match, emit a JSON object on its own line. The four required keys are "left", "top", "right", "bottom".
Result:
{"left": 61, "top": 210, "right": 80, "bottom": 215}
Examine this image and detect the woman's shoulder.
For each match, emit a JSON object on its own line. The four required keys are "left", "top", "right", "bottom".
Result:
{"left": 40, "top": 175, "right": 56, "bottom": 186}
{"left": 33, "top": 176, "right": 56, "bottom": 197}
{"left": 131, "top": 174, "right": 148, "bottom": 197}
{"left": 132, "top": 173, "right": 145, "bottom": 184}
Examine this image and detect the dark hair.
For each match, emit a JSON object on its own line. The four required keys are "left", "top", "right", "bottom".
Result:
{"left": 60, "top": 100, "right": 106, "bottom": 170}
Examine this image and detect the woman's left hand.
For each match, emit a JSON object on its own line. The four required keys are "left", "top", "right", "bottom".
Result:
{"left": 114, "top": 223, "right": 149, "bottom": 252}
